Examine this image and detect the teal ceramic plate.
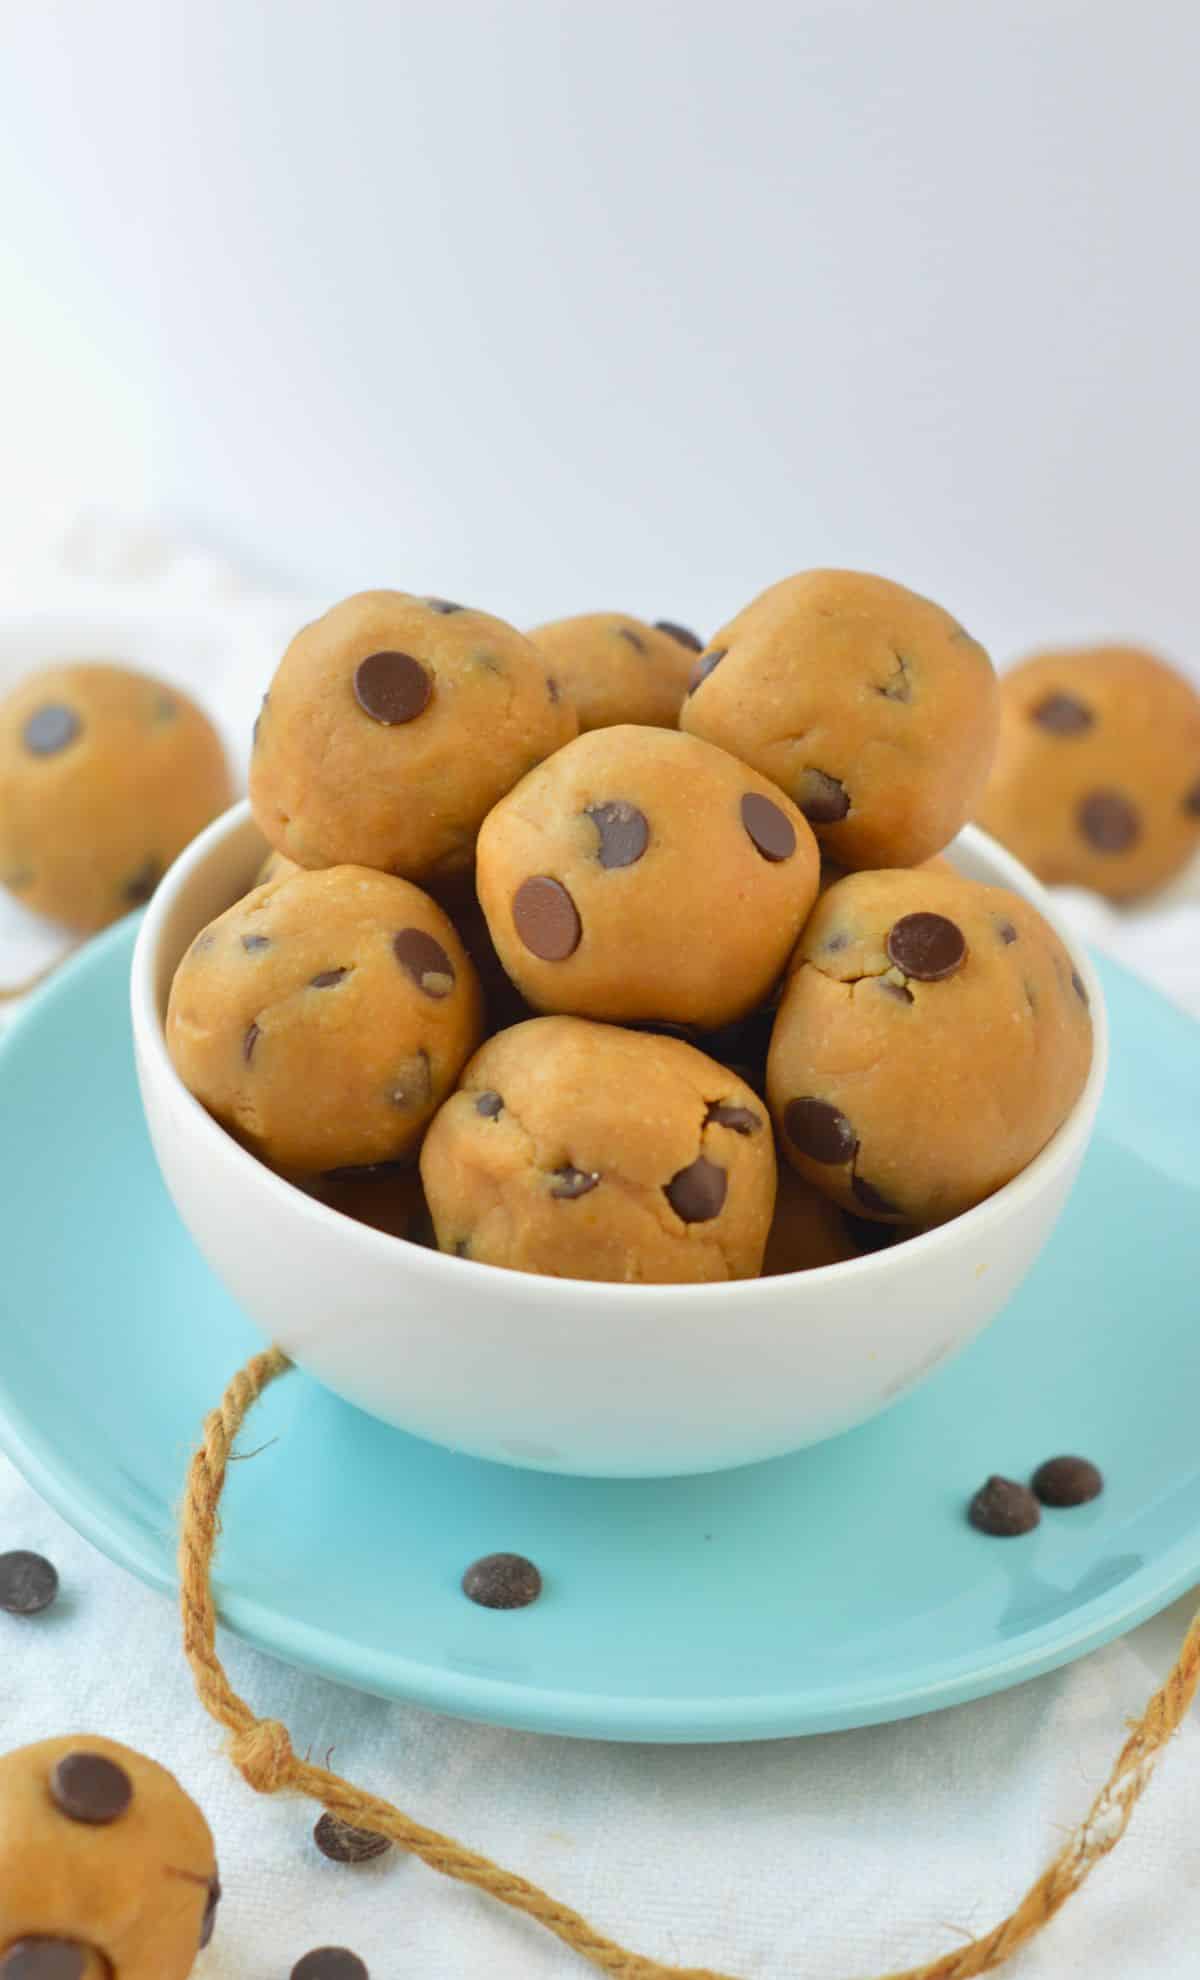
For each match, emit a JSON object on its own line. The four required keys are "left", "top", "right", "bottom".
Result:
{"left": 0, "top": 919, "right": 1198, "bottom": 1742}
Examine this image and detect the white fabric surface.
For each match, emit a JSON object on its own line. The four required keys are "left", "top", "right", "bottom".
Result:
{"left": 1, "top": 519, "right": 1199, "bottom": 1979}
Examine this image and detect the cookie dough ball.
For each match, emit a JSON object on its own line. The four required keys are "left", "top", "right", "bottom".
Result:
{"left": 421, "top": 1017, "right": 776, "bottom": 1282}
{"left": 250, "top": 590, "right": 577, "bottom": 880}
{"left": 307, "top": 1160, "right": 432, "bottom": 1242}
{"left": 167, "top": 865, "right": 483, "bottom": 1173}
{"left": 767, "top": 869, "right": 1092, "bottom": 1226}
{"left": 527, "top": 613, "right": 701, "bottom": 731}
{"left": 762, "top": 1169, "right": 918, "bottom": 1274}
{"left": 680, "top": 570, "right": 998, "bottom": 868}
{"left": 0, "top": 1735, "right": 218, "bottom": 1979}
{"left": 0, "top": 664, "right": 231, "bottom": 931}
{"left": 977, "top": 645, "right": 1200, "bottom": 901}
{"left": 476, "top": 726, "right": 819, "bottom": 1029}
{"left": 253, "top": 846, "right": 301, "bottom": 888}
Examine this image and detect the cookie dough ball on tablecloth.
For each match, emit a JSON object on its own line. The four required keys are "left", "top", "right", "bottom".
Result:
{"left": 527, "top": 612, "right": 701, "bottom": 731}
{"left": 421, "top": 1017, "right": 776, "bottom": 1282}
{"left": 977, "top": 645, "right": 1200, "bottom": 901}
{"left": 0, "top": 1734, "right": 218, "bottom": 1979}
{"left": 767, "top": 869, "right": 1092, "bottom": 1227}
{"left": 0, "top": 664, "right": 231, "bottom": 931}
{"left": 250, "top": 590, "right": 576, "bottom": 881}
{"left": 167, "top": 865, "right": 483, "bottom": 1173}
{"left": 476, "top": 726, "right": 819, "bottom": 1030}
{"left": 680, "top": 570, "right": 998, "bottom": 868}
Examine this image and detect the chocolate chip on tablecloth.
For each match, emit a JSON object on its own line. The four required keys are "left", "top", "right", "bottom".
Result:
{"left": 0, "top": 1549, "right": 59, "bottom": 1616}
{"left": 967, "top": 1475, "right": 1041, "bottom": 1537}
{"left": 50, "top": 1751, "right": 134, "bottom": 1825}
{"left": 313, "top": 1811, "right": 392, "bottom": 1864}
{"left": 353, "top": 650, "right": 432, "bottom": 725}
{"left": 290, "top": 1949, "right": 370, "bottom": 1980}
{"left": 1031, "top": 1455, "right": 1104, "bottom": 1507}
{"left": 462, "top": 1553, "right": 543, "bottom": 1610}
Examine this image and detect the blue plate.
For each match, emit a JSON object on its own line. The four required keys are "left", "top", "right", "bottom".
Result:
{"left": 0, "top": 917, "right": 1198, "bottom": 1742}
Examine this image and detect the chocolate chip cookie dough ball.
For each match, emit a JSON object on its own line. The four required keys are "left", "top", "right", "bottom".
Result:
{"left": 167, "top": 865, "right": 483, "bottom": 1173}
{"left": 249, "top": 590, "right": 577, "bottom": 881}
{"left": 0, "top": 1735, "right": 219, "bottom": 1979}
{"left": 680, "top": 570, "right": 998, "bottom": 868}
{"left": 476, "top": 726, "right": 819, "bottom": 1029}
{"left": 253, "top": 846, "right": 301, "bottom": 888}
{"left": 977, "top": 645, "right": 1200, "bottom": 901}
{"left": 421, "top": 1017, "right": 776, "bottom": 1282}
{"left": 527, "top": 612, "right": 701, "bottom": 731}
{"left": 0, "top": 664, "right": 231, "bottom": 931}
{"left": 767, "top": 869, "right": 1092, "bottom": 1226}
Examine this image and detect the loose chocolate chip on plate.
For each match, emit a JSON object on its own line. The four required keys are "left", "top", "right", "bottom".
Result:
{"left": 705, "top": 1102, "right": 761, "bottom": 1135}
{"left": 996, "top": 919, "right": 1018, "bottom": 945}
{"left": 617, "top": 626, "right": 646, "bottom": 653}
{"left": 313, "top": 1811, "right": 392, "bottom": 1864}
{"left": 50, "top": 1751, "right": 134, "bottom": 1825}
{"left": 1031, "top": 1455, "right": 1104, "bottom": 1507}
{"left": 243, "top": 1021, "right": 261, "bottom": 1063}
{"left": 310, "top": 967, "right": 348, "bottom": 989}
{"left": 0, "top": 1549, "right": 59, "bottom": 1616}
{"left": 462, "top": 1552, "right": 543, "bottom": 1610}
{"left": 550, "top": 1165, "right": 599, "bottom": 1199}
{"left": 23, "top": 704, "right": 81, "bottom": 756}
{"left": 1185, "top": 777, "right": 1200, "bottom": 817}
{"left": 688, "top": 646, "right": 727, "bottom": 693}
{"left": 851, "top": 1174, "right": 902, "bottom": 1217}
{"left": 123, "top": 858, "right": 161, "bottom": 906}
{"left": 887, "top": 911, "right": 967, "bottom": 982}
{"left": 0, "top": 1940, "right": 89, "bottom": 1979}
{"left": 1031, "top": 691, "right": 1094, "bottom": 735}
{"left": 475, "top": 1090, "right": 504, "bottom": 1118}
{"left": 199, "top": 1873, "right": 222, "bottom": 1949}
{"left": 425, "top": 597, "right": 463, "bottom": 614}
{"left": 587, "top": 800, "right": 648, "bottom": 869}
{"left": 783, "top": 1097, "right": 857, "bottom": 1165}
{"left": 1077, "top": 789, "right": 1140, "bottom": 853}
{"left": 654, "top": 619, "right": 703, "bottom": 652}
{"left": 665, "top": 1155, "right": 727, "bottom": 1223}
{"left": 393, "top": 928, "right": 456, "bottom": 997}
{"left": 740, "top": 792, "right": 796, "bottom": 862}
{"left": 353, "top": 651, "right": 432, "bottom": 725}
{"left": 794, "top": 769, "right": 850, "bottom": 825}
{"left": 242, "top": 933, "right": 271, "bottom": 952}
{"left": 290, "top": 1950, "right": 369, "bottom": 1980}
{"left": 968, "top": 1476, "right": 1041, "bottom": 1537}
{"left": 512, "top": 876, "right": 581, "bottom": 961}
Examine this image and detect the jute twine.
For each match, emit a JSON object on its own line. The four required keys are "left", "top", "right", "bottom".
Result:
{"left": 180, "top": 1346, "right": 1200, "bottom": 1979}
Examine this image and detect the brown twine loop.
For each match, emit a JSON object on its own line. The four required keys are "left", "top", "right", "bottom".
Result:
{"left": 179, "top": 1346, "right": 1200, "bottom": 1980}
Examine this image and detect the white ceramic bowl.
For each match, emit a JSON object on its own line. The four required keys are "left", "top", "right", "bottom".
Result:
{"left": 131, "top": 802, "right": 1108, "bottom": 1478}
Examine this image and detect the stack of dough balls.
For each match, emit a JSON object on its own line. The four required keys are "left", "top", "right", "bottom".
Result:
{"left": 167, "top": 570, "right": 1095, "bottom": 1284}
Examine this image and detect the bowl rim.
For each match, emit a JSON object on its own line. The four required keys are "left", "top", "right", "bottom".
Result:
{"left": 131, "top": 799, "right": 1109, "bottom": 1308}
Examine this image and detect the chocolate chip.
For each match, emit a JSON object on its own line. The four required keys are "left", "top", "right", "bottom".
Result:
{"left": 824, "top": 931, "right": 849, "bottom": 953}
{"left": 664, "top": 1155, "right": 727, "bottom": 1223}
{"left": 23, "top": 705, "right": 81, "bottom": 756}
{"left": 323, "top": 1159, "right": 412, "bottom": 1182}
{"left": 783, "top": 1097, "right": 856, "bottom": 1165}
{"left": 512, "top": 876, "right": 581, "bottom": 960}
{"left": 0, "top": 1942, "right": 89, "bottom": 1979}
{"left": 313, "top": 1812, "right": 392, "bottom": 1863}
{"left": 290, "top": 1950, "right": 369, "bottom": 1980}
{"left": 242, "top": 933, "right": 271, "bottom": 952}
{"left": 967, "top": 1475, "right": 1041, "bottom": 1537}
{"left": 851, "top": 1173, "right": 901, "bottom": 1216}
{"left": 462, "top": 1552, "right": 542, "bottom": 1609}
{"left": 0, "top": 1550, "right": 59, "bottom": 1616}
{"left": 740, "top": 792, "right": 796, "bottom": 862}
{"left": 192, "top": 930, "right": 216, "bottom": 955}
{"left": 50, "top": 1751, "right": 133, "bottom": 1824}
{"left": 353, "top": 651, "right": 432, "bottom": 725}
{"left": 705, "top": 1102, "right": 761, "bottom": 1135}
{"left": 654, "top": 620, "right": 703, "bottom": 652}
{"left": 1185, "top": 777, "right": 1200, "bottom": 817}
{"left": 393, "top": 928, "right": 456, "bottom": 997}
{"left": 310, "top": 967, "right": 349, "bottom": 989}
{"left": 794, "top": 769, "right": 849, "bottom": 825}
{"left": 886, "top": 912, "right": 967, "bottom": 981}
{"left": 199, "top": 1873, "right": 221, "bottom": 1949}
{"left": 123, "top": 858, "right": 161, "bottom": 905}
{"left": 617, "top": 626, "right": 646, "bottom": 653}
{"left": 243, "top": 1021, "right": 260, "bottom": 1063}
{"left": 587, "top": 800, "right": 648, "bottom": 868}
{"left": 876, "top": 978, "right": 914, "bottom": 1004}
{"left": 1031, "top": 1455, "right": 1104, "bottom": 1507}
{"left": 688, "top": 646, "right": 727, "bottom": 692}
{"left": 1078, "top": 789, "right": 1141, "bottom": 853}
{"left": 453, "top": 1238, "right": 470, "bottom": 1258}
{"left": 1032, "top": 692, "right": 1094, "bottom": 735}
{"left": 550, "top": 1165, "right": 599, "bottom": 1199}
{"left": 546, "top": 676, "right": 560, "bottom": 703}
{"left": 425, "top": 597, "right": 463, "bottom": 614}
{"left": 1071, "top": 968, "right": 1089, "bottom": 1006}
{"left": 996, "top": 919, "right": 1018, "bottom": 945}
{"left": 475, "top": 1090, "right": 503, "bottom": 1118}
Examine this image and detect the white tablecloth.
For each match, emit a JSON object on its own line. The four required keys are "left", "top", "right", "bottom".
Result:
{"left": 2, "top": 518, "right": 1199, "bottom": 1980}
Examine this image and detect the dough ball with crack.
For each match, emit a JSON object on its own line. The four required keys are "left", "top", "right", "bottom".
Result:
{"left": 250, "top": 590, "right": 577, "bottom": 882}
{"left": 0, "top": 662, "right": 231, "bottom": 931}
{"left": 527, "top": 612, "right": 701, "bottom": 731}
{"left": 420, "top": 1016, "right": 776, "bottom": 1282}
{"left": 977, "top": 644, "right": 1200, "bottom": 901}
{"left": 679, "top": 569, "right": 998, "bottom": 868}
{"left": 767, "top": 868, "right": 1092, "bottom": 1226}
{"left": 476, "top": 725, "right": 820, "bottom": 1029}
{"left": 0, "top": 1734, "right": 219, "bottom": 1979}
{"left": 167, "top": 865, "right": 483, "bottom": 1174}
